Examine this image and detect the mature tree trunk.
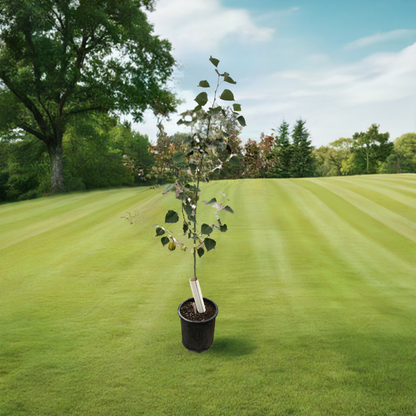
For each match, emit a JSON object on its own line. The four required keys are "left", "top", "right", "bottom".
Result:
{"left": 46, "top": 137, "right": 64, "bottom": 194}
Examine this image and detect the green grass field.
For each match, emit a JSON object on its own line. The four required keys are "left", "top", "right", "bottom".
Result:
{"left": 1, "top": 174, "right": 416, "bottom": 415}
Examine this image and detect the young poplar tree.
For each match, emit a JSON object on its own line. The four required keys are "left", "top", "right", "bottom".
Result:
{"left": 154, "top": 57, "right": 245, "bottom": 313}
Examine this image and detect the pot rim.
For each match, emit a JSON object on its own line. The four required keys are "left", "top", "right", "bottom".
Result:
{"left": 178, "top": 297, "right": 218, "bottom": 324}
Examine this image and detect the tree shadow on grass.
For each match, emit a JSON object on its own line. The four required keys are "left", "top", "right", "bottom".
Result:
{"left": 209, "top": 337, "right": 257, "bottom": 357}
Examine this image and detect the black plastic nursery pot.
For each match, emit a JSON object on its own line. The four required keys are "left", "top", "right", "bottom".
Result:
{"left": 178, "top": 298, "right": 218, "bottom": 353}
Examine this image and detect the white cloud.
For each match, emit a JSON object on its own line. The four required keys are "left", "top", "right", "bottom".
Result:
{"left": 125, "top": 88, "right": 196, "bottom": 143}
{"left": 288, "top": 6, "right": 300, "bottom": 12}
{"left": 148, "top": 0, "right": 274, "bottom": 55}
{"left": 345, "top": 29, "right": 416, "bottom": 50}
{"left": 132, "top": 42, "right": 416, "bottom": 146}
{"left": 308, "top": 43, "right": 415, "bottom": 104}
{"left": 133, "top": 2, "right": 416, "bottom": 147}
{"left": 233, "top": 42, "right": 416, "bottom": 144}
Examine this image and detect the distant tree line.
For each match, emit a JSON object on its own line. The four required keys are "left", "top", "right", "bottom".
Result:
{"left": 0, "top": 114, "right": 153, "bottom": 202}
{"left": 148, "top": 119, "right": 415, "bottom": 184}
{"left": 143, "top": 119, "right": 415, "bottom": 186}
{"left": 1, "top": 114, "right": 415, "bottom": 203}
{"left": 314, "top": 128, "right": 416, "bottom": 177}
{"left": 1, "top": 1, "right": 414, "bottom": 204}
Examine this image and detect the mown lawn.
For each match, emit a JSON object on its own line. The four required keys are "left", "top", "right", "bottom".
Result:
{"left": 1, "top": 175, "right": 416, "bottom": 415}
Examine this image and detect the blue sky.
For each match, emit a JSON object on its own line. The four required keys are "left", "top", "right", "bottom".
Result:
{"left": 132, "top": 0, "right": 416, "bottom": 147}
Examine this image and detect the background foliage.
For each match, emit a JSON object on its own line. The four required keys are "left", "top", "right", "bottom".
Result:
{"left": 0, "top": 115, "right": 153, "bottom": 201}
{"left": 0, "top": 0, "right": 176, "bottom": 193}
{"left": 2, "top": 117, "right": 416, "bottom": 203}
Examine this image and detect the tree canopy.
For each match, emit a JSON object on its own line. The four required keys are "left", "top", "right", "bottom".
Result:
{"left": 0, "top": 0, "right": 177, "bottom": 193}
{"left": 351, "top": 124, "right": 392, "bottom": 174}
{"left": 379, "top": 132, "right": 416, "bottom": 174}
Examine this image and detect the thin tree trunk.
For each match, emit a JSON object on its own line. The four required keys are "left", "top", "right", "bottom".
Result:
{"left": 193, "top": 247, "right": 197, "bottom": 280}
{"left": 47, "top": 139, "right": 64, "bottom": 194}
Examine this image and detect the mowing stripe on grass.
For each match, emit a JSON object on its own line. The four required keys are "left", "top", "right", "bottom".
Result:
{"left": 1, "top": 176, "right": 416, "bottom": 415}
{"left": 306, "top": 178, "right": 416, "bottom": 244}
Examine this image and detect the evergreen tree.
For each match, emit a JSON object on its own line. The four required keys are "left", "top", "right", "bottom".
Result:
{"left": 270, "top": 120, "right": 293, "bottom": 178}
{"left": 290, "top": 119, "right": 315, "bottom": 178}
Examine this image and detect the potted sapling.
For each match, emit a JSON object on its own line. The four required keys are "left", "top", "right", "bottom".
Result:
{"left": 154, "top": 56, "right": 245, "bottom": 352}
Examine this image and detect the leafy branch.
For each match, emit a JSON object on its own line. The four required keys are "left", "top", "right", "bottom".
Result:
{"left": 154, "top": 56, "right": 245, "bottom": 280}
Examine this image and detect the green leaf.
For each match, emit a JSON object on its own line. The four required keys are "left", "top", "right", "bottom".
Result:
{"left": 204, "top": 238, "right": 216, "bottom": 251}
{"left": 183, "top": 223, "right": 189, "bottom": 234}
{"left": 187, "top": 185, "right": 201, "bottom": 192}
{"left": 219, "top": 89, "right": 235, "bottom": 101}
{"left": 194, "top": 92, "right": 208, "bottom": 107}
{"left": 189, "top": 163, "right": 197, "bottom": 173}
{"left": 223, "top": 73, "right": 236, "bottom": 84}
{"left": 183, "top": 135, "right": 193, "bottom": 145}
{"left": 191, "top": 233, "right": 199, "bottom": 241}
{"left": 207, "top": 106, "right": 222, "bottom": 116}
{"left": 220, "top": 224, "right": 228, "bottom": 232}
{"left": 209, "top": 56, "right": 220, "bottom": 67}
{"left": 185, "top": 184, "right": 196, "bottom": 191}
{"left": 224, "top": 206, "right": 234, "bottom": 213}
{"left": 183, "top": 204, "right": 193, "bottom": 218}
{"left": 165, "top": 210, "right": 179, "bottom": 223}
{"left": 162, "top": 183, "right": 175, "bottom": 194}
{"left": 204, "top": 198, "right": 217, "bottom": 205}
{"left": 229, "top": 155, "right": 240, "bottom": 167}
{"left": 156, "top": 227, "right": 165, "bottom": 236}
{"left": 173, "top": 151, "right": 186, "bottom": 164}
{"left": 237, "top": 115, "right": 246, "bottom": 127}
{"left": 197, "top": 247, "right": 205, "bottom": 258}
{"left": 161, "top": 236, "right": 169, "bottom": 247}
{"left": 175, "top": 192, "right": 184, "bottom": 202}
{"left": 177, "top": 119, "right": 184, "bottom": 125}
{"left": 198, "top": 80, "right": 210, "bottom": 88}
{"left": 201, "top": 223, "right": 213, "bottom": 235}
{"left": 233, "top": 103, "right": 241, "bottom": 112}
{"left": 218, "top": 148, "right": 229, "bottom": 162}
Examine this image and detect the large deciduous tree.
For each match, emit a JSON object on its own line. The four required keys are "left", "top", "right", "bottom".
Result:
{"left": 379, "top": 132, "right": 416, "bottom": 174}
{"left": 0, "top": 0, "right": 177, "bottom": 193}
{"left": 314, "top": 137, "right": 354, "bottom": 177}
{"left": 351, "top": 124, "right": 393, "bottom": 174}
